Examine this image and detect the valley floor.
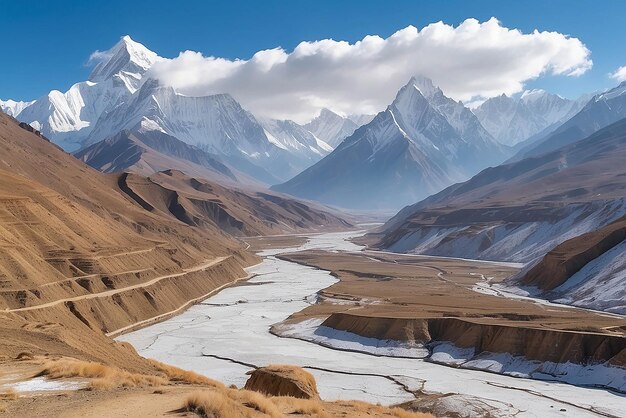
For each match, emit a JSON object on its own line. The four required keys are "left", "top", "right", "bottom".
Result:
{"left": 119, "top": 231, "right": 626, "bottom": 417}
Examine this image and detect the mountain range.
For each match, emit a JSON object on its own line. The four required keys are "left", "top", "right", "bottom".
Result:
{"left": 4, "top": 35, "right": 608, "bottom": 206}
{"left": 473, "top": 89, "right": 591, "bottom": 146}
{"left": 0, "top": 36, "right": 369, "bottom": 185}
{"left": 272, "top": 76, "right": 509, "bottom": 209}
{"left": 371, "top": 115, "right": 626, "bottom": 313}
{"left": 511, "top": 82, "right": 626, "bottom": 161}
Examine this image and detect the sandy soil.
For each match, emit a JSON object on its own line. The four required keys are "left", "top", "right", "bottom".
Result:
{"left": 245, "top": 235, "right": 310, "bottom": 251}
{"left": 2, "top": 385, "right": 199, "bottom": 418}
{"left": 278, "top": 250, "right": 626, "bottom": 335}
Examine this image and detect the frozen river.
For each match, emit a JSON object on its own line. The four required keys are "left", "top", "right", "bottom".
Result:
{"left": 119, "top": 231, "right": 626, "bottom": 417}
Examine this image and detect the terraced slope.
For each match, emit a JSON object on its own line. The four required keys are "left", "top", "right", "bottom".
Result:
{"left": 0, "top": 111, "right": 260, "bottom": 366}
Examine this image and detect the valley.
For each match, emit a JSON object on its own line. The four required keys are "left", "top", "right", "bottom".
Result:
{"left": 119, "top": 230, "right": 626, "bottom": 418}
{"left": 2, "top": 11, "right": 626, "bottom": 417}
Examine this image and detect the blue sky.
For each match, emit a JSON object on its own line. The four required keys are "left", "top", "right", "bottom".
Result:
{"left": 2, "top": 0, "right": 625, "bottom": 102}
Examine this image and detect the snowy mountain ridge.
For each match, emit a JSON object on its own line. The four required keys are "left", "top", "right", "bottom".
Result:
{"left": 2, "top": 36, "right": 364, "bottom": 183}
{"left": 473, "top": 89, "right": 590, "bottom": 146}
{"left": 89, "top": 35, "right": 159, "bottom": 84}
{"left": 272, "top": 76, "right": 509, "bottom": 209}
{"left": 0, "top": 99, "right": 35, "bottom": 117}
{"left": 304, "top": 108, "right": 362, "bottom": 148}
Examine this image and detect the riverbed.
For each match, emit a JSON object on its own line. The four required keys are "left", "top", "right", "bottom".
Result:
{"left": 119, "top": 231, "right": 626, "bottom": 417}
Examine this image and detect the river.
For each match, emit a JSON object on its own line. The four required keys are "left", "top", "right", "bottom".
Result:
{"left": 118, "top": 231, "right": 626, "bottom": 417}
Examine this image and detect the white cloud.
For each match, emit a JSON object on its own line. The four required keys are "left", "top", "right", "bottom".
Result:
{"left": 610, "top": 65, "right": 626, "bottom": 82}
{"left": 87, "top": 49, "right": 113, "bottom": 66}
{"left": 146, "top": 17, "right": 592, "bottom": 123}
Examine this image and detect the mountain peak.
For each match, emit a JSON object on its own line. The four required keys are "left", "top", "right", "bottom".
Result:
{"left": 318, "top": 108, "right": 344, "bottom": 121}
{"left": 597, "top": 81, "right": 626, "bottom": 101}
{"left": 392, "top": 80, "right": 429, "bottom": 116}
{"left": 305, "top": 108, "right": 360, "bottom": 148}
{"left": 89, "top": 35, "right": 159, "bottom": 82}
{"left": 409, "top": 74, "right": 439, "bottom": 98}
{"left": 520, "top": 89, "right": 565, "bottom": 104}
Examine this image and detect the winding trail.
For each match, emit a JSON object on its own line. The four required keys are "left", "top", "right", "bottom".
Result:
{"left": 9, "top": 256, "right": 230, "bottom": 313}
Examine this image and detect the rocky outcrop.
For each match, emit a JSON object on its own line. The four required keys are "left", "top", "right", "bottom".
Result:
{"left": 322, "top": 312, "right": 626, "bottom": 367}
{"left": 244, "top": 365, "right": 319, "bottom": 399}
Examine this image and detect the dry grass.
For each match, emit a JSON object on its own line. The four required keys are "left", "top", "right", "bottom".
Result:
{"left": 37, "top": 358, "right": 167, "bottom": 390}
{"left": 275, "top": 396, "right": 329, "bottom": 417}
{"left": 331, "top": 400, "right": 434, "bottom": 418}
{"left": 228, "top": 388, "right": 281, "bottom": 417}
{"left": 0, "top": 389, "right": 18, "bottom": 400}
{"left": 148, "top": 359, "right": 225, "bottom": 388}
{"left": 184, "top": 388, "right": 434, "bottom": 418}
{"left": 185, "top": 390, "right": 244, "bottom": 418}
{"left": 390, "top": 407, "right": 434, "bottom": 418}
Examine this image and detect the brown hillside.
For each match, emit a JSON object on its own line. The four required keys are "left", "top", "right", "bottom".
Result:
{"left": 116, "top": 169, "right": 351, "bottom": 236}
{"left": 520, "top": 215, "right": 626, "bottom": 290}
{"left": 0, "top": 111, "right": 257, "bottom": 369}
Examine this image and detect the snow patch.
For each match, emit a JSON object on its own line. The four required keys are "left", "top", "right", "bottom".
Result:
{"left": 430, "top": 342, "right": 626, "bottom": 392}
{"left": 3, "top": 377, "right": 84, "bottom": 392}
{"left": 276, "top": 318, "right": 429, "bottom": 358}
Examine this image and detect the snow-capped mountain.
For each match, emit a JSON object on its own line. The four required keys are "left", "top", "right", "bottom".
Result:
{"left": 304, "top": 108, "right": 362, "bottom": 148}
{"left": 88, "top": 35, "right": 159, "bottom": 84}
{"left": 473, "top": 90, "right": 588, "bottom": 146}
{"left": 85, "top": 81, "right": 271, "bottom": 156}
{"left": 513, "top": 81, "right": 626, "bottom": 160}
{"left": 347, "top": 113, "right": 375, "bottom": 127}
{"left": 260, "top": 117, "right": 333, "bottom": 163}
{"left": 2, "top": 36, "right": 334, "bottom": 183}
{"left": 82, "top": 79, "right": 332, "bottom": 182}
{"left": 6, "top": 36, "right": 158, "bottom": 151}
{"left": 0, "top": 99, "right": 34, "bottom": 117}
{"left": 411, "top": 75, "right": 505, "bottom": 172}
{"left": 272, "top": 76, "right": 508, "bottom": 210}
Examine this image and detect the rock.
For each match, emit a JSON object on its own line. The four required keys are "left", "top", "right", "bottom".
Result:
{"left": 244, "top": 365, "right": 319, "bottom": 399}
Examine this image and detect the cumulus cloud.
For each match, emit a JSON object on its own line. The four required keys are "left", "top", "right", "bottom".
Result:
{"left": 610, "top": 65, "right": 626, "bottom": 82}
{"left": 146, "top": 17, "right": 591, "bottom": 122}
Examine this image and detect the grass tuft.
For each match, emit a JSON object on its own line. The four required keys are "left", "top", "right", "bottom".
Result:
{"left": 38, "top": 358, "right": 167, "bottom": 390}
{"left": 274, "top": 396, "right": 329, "bottom": 417}
{"left": 228, "top": 388, "right": 281, "bottom": 417}
{"left": 185, "top": 390, "right": 244, "bottom": 418}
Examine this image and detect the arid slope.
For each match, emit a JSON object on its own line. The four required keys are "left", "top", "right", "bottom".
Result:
{"left": 0, "top": 111, "right": 260, "bottom": 370}
{"left": 116, "top": 169, "right": 352, "bottom": 237}
{"left": 74, "top": 129, "right": 241, "bottom": 184}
